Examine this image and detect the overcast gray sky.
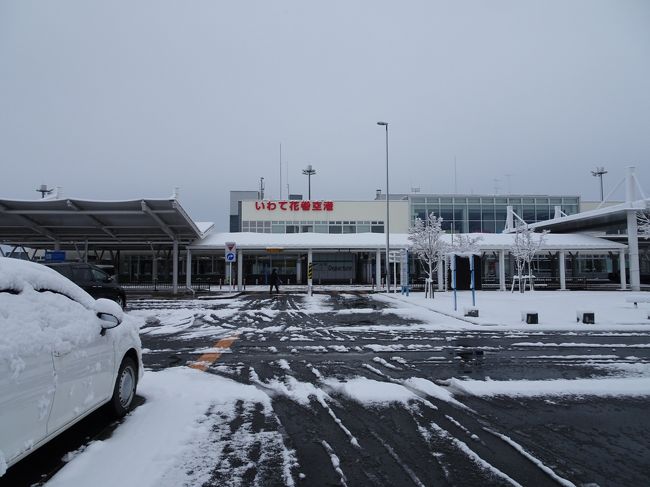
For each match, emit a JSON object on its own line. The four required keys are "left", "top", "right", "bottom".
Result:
{"left": 1, "top": 0, "right": 649, "bottom": 229}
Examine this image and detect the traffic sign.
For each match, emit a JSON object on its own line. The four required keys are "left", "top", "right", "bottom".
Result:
{"left": 225, "top": 242, "right": 237, "bottom": 262}
{"left": 308, "top": 263, "right": 313, "bottom": 280}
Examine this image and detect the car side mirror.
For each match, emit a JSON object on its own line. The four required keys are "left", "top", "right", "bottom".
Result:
{"left": 95, "top": 298, "right": 124, "bottom": 335}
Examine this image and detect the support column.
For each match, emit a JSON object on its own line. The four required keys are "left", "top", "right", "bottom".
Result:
{"left": 152, "top": 252, "right": 158, "bottom": 282}
{"left": 186, "top": 248, "right": 192, "bottom": 289}
{"left": 506, "top": 206, "right": 514, "bottom": 231}
{"left": 308, "top": 249, "right": 313, "bottom": 296}
{"left": 237, "top": 250, "right": 243, "bottom": 291}
{"left": 296, "top": 256, "right": 302, "bottom": 284}
{"left": 376, "top": 249, "right": 381, "bottom": 290}
{"left": 172, "top": 241, "right": 179, "bottom": 294}
{"left": 437, "top": 259, "right": 444, "bottom": 291}
{"left": 619, "top": 249, "right": 627, "bottom": 290}
{"left": 559, "top": 250, "right": 566, "bottom": 290}
{"left": 499, "top": 250, "right": 506, "bottom": 291}
{"left": 625, "top": 166, "right": 640, "bottom": 291}
{"left": 627, "top": 210, "right": 641, "bottom": 291}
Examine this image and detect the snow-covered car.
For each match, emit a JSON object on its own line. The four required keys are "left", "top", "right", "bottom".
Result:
{"left": 0, "top": 257, "right": 142, "bottom": 476}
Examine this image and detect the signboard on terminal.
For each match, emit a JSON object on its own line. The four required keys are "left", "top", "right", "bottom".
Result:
{"left": 44, "top": 251, "right": 66, "bottom": 262}
{"left": 254, "top": 200, "right": 334, "bottom": 212}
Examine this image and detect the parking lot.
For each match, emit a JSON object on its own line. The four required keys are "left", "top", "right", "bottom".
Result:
{"left": 4, "top": 291, "right": 650, "bottom": 487}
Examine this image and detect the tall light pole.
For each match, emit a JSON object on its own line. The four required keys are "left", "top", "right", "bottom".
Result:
{"left": 591, "top": 167, "right": 608, "bottom": 201}
{"left": 377, "top": 121, "right": 390, "bottom": 293}
{"left": 302, "top": 164, "right": 316, "bottom": 200}
{"left": 36, "top": 184, "right": 53, "bottom": 199}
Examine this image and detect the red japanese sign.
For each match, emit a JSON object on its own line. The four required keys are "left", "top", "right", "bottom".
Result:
{"left": 254, "top": 200, "right": 334, "bottom": 212}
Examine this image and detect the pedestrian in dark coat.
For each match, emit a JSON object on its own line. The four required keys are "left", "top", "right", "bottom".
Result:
{"left": 270, "top": 269, "right": 281, "bottom": 294}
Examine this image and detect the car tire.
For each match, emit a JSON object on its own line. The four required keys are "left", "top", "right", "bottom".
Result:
{"left": 115, "top": 294, "right": 125, "bottom": 309}
{"left": 110, "top": 357, "right": 137, "bottom": 418}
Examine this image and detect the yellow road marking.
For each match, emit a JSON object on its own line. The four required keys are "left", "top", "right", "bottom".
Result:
{"left": 190, "top": 334, "right": 239, "bottom": 371}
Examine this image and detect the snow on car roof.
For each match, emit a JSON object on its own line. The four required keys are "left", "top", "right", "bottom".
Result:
{"left": 0, "top": 257, "right": 94, "bottom": 307}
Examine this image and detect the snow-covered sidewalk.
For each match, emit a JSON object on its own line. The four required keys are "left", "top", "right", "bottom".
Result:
{"left": 376, "top": 290, "right": 650, "bottom": 330}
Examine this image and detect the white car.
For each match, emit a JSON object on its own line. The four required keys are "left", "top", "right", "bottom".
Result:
{"left": 0, "top": 257, "right": 142, "bottom": 476}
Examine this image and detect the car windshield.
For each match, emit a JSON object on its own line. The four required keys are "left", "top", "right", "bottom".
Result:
{"left": 71, "top": 266, "right": 92, "bottom": 282}
{"left": 91, "top": 268, "right": 109, "bottom": 282}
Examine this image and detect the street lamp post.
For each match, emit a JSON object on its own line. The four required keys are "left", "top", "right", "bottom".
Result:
{"left": 302, "top": 164, "right": 317, "bottom": 200}
{"left": 591, "top": 166, "right": 608, "bottom": 201}
{"left": 377, "top": 121, "right": 390, "bottom": 293}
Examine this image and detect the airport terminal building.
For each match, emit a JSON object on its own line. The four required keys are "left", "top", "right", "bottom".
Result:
{"left": 1, "top": 170, "right": 648, "bottom": 292}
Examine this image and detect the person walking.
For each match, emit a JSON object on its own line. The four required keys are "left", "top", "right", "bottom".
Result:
{"left": 269, "top": 268, "right": 281, "bottom": 294}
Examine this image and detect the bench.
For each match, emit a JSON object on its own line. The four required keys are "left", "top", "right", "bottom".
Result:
{"left": 626, "top": 295, "right": 650, "bottom": 308}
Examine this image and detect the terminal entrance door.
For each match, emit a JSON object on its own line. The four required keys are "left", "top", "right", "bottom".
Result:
{"left": 448, "top": 255, "right": 483, "bottom": 290}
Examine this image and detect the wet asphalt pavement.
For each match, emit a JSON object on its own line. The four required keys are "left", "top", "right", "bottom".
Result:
{"left": 4, "top": 291, "right": 650, "bottom": 487}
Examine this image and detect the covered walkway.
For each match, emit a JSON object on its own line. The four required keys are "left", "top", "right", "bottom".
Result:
{"left": 0, "top": 197, "right": 211, "bottom": 294}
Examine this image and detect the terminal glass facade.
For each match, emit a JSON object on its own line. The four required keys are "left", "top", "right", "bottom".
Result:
{"left": 409, "top": 195, "right": 580, "bottom": 233}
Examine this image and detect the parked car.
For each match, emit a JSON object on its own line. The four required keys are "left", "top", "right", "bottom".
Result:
{"left": 44, "top": 262, "right": 127, "bottom": 309}
{"left": 0, "top": 257, "right": 142, "bottom": 476}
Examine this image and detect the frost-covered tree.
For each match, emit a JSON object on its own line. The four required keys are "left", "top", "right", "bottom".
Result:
{"left": 510, "top": 224, "right": 549, "bottom": 293}
{"left": 638, "top": 211, "right": 650, "bottom": 239}
{"left": 450, "top": 234, "right": 483, "bottom": 255}
{"left": 408, "top": 213, "right": 446, "bottom": 298}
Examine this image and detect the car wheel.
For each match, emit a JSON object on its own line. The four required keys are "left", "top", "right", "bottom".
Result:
{"left": 110, "top": 357, "right": 137, "bottom": 418}
{"left": 115, "top": 295, "right": 125, "bottom": 309}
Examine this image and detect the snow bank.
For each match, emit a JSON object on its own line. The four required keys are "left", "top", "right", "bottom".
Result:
{"left": 45, "top": 367, "right": 279, "bottom": 487}
{"left": 378, "top": 291, "right": 650, "bottom": 330}
{"left": 403, "top": 377, "right": 468, "bottom": 409}
{"left": 446, "top": 377, "right": 650, "bottom": 398}
{"left": 324, "top": 376, "right": 420, "bottom": 407}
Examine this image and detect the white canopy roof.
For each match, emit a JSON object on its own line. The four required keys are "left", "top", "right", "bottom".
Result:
{"left": 512, "top": 198, "right": 649, "bottom": 234}
{"left": 191, "top": 231, "right": 626, "bottom": 252}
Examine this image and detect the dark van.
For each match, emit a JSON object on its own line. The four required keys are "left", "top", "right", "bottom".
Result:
{"left": 44, "top": 262, "right": 127, "bottom": 308}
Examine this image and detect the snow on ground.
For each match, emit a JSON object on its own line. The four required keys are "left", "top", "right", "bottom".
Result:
{"left": 446, "top": 376, "right": 650, "bottom": 398}
{"left": 375, "top": 290, "right": 650, "bottom": 330}
{"left": 402, "top": 377, "right": 468, "bottom": 409}
{"left": 300, "top": 293, "right": 332, "bottom": 313}
{"left": 45, "top": 367, "right": 296, "bottom": 487}
{"left": 323, "top": 376, "right": 433, "bottom": 409}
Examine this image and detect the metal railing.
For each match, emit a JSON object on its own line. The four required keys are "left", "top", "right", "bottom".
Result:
{"left": 119, "top": 279, "right": 211, "bottom": 292}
